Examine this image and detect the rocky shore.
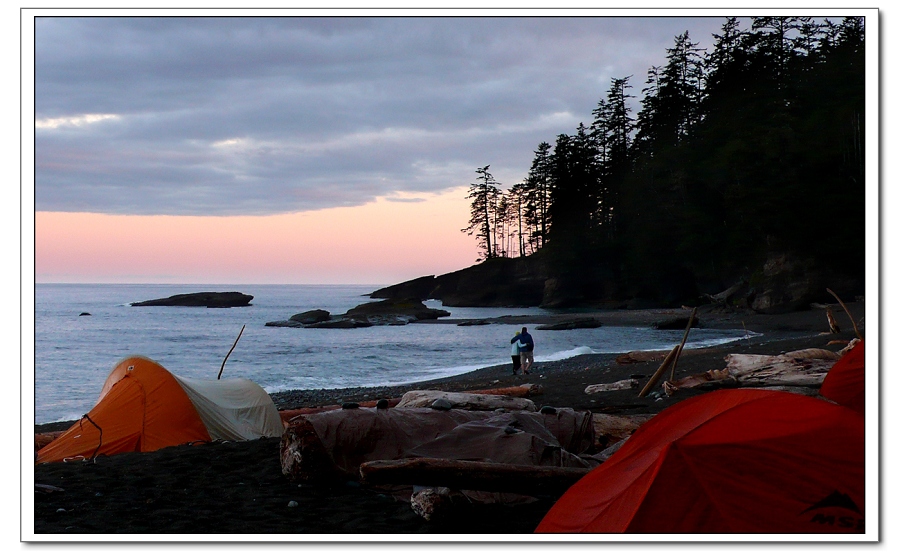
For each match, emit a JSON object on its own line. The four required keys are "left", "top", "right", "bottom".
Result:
{"left": 32, "top": 302, "right": 865, "bottom": 536}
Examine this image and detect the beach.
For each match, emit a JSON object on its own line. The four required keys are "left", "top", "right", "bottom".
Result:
{"left": 32, "top": 303, "right": 863, "bottom": 536}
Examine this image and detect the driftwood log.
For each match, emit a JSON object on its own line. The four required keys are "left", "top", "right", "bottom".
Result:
{"left": 725, "top": 349, "right": 840, "bottom": 387}
{"left": 591, "top": 413, "right": 654, "bottom": 448}
{"left": 396, "top": 390, "right": 536, "bottom": 412}
{"left": 359, "top": 457, "right": 590, "bottom": 497}
{"left": 584, "top": 379, "right": 638, "bottom": 394}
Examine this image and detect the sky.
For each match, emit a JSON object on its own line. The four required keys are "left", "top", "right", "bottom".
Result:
{"left": 25, "top": 8, "right": 865, "bottom": 285}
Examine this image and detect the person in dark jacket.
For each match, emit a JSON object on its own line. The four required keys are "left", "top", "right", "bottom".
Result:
{"left": 510, "top": 327, "right": 535, "bottom": 374}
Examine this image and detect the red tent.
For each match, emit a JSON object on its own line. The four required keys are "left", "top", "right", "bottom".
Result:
{"left": 820, "top": 340, "right": 865, "bottom": 415}
{"left": 535, "top": 389, "right": 865, "bottom": 534}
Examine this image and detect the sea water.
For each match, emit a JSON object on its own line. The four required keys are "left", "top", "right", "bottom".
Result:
{"left": 31, "top": 283, "right": 754, "bottom": 424}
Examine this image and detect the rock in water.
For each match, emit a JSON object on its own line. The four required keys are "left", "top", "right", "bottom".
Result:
{"left": 130, "top": 292, "right": 253, "bottom": 308}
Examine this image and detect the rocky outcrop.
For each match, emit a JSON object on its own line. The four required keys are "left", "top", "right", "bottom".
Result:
{"left": 369, "top": 256, "right": 548, "bottom": 307}
{"left": 652, "top": 316, "right": 700, "bottom": 330}
{"left": 536, "top": 318, "right": 603, "bottom": 331}
{"left": 131, "top": 292, "right": 253, "bottom": 308}
{"left": 266, "top": 298, "right": 450, "bottom": 329}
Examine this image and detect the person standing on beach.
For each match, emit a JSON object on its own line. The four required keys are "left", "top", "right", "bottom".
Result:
{"left": 510, "top": 331, "right": 523, "bottom": 375}
{"left": 511, "top": 327, "right": 535, "bottom": 374}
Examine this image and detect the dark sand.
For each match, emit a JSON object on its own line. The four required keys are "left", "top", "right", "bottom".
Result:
{"left": 32, "top": 303, "right": 864, "bottom": 536}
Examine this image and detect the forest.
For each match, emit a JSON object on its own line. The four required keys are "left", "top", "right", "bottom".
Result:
{"left": 460, "top": 16, "right": 866, "bottom": 309}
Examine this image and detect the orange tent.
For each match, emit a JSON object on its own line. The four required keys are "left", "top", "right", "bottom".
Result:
{"left": 36, "top": 356, "right": 283, "bottom": 464}
{"left": 535, "top": 389, "right": 865, "bottom": 534}
{"left": 820, "top": 340, "right": 865, "bottom": 415}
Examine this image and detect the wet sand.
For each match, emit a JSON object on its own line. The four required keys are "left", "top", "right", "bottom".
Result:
{"left": 32, "top": 303, "right": 863, "bottom": 537}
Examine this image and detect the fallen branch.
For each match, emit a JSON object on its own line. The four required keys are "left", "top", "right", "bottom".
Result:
{"left": 639, "top": 346, "right": 680, "bottom": 398}
{"left": 359, "top": 457, "right": 590, "bottom": 497}
{"left": 827, "top": 288, "right": 863, "bottom": 341}
{"left": 669, "top": 307, "right": 697, "bottom": 382}
{"left": 218, "top": 324, "right": 246, "bottom": 379}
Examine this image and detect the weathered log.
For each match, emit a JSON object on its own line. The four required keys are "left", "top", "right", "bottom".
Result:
{"left": 616, "top": 346, "right": 715, "bottom": 365}
{"left": 584, "top": 379, "right": 638, "bottom": 394}
{"left": 465, "top": 384, "right": 543, "bottom": 398}
{"left": 724, "top": 349, "right": 840, "bottom": 387}
{"left": 396, "top": 390, "right": 536, "bottom": 412}
{"left": 359, "top": 457, "right": 590, "bottom": 497}
{"left": 279, "top": 416, "right": 343, "bottom": 483}
{"left": 668, "top": 368, "right": 732, "bottom": 390}
{"left": 638, "top": 346, "right": 680, "bottom": 398}
{"left": 591, "top": 413, "right": 654, "bottom": 448}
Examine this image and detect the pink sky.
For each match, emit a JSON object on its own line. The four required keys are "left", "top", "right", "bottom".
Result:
{"left": 35, "top": 187, "right": 479, "bottom": 285}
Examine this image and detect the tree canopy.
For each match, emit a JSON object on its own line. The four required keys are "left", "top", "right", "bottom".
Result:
{"left": 463, "top": 16, "right": 865, "bottom": 305}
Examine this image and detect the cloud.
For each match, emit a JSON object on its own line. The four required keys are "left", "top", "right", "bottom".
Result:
{"left": 32, "top": 14, "right": 728, "bottom": 216}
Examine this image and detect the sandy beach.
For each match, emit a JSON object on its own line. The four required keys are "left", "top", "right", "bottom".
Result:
{"left": 32, "top": 302, "right": 864, "bottom": 536}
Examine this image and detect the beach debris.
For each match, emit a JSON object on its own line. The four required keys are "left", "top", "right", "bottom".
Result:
{"left": 584, "top": 379, "right": 638, "bottom": 394}
{"left": 396, "top": 390, "right": 537, "bottom": 412}
{"left": 615, "top": 346, "right": 715, "bottom": 365}
{"left": 826, "top": 288, "right": 863, "bottom": 340}
{"left": 591, "top": 413, "right": 654, "bottom": 449}
{"left": 465, "top": 383, "right": 543, "bottom": 398}
{"left": 723, "top": 349, "right": 839, "bottom": 387}
{"left": 827, "top": 308, "right": 841, "bottom": 333}
{"left": 638, "top": 346, "right": 680, "bottom": 398}
{"left": 667, "top": 307, "right": 698, "bottom": 382}
{"left": 35, "top": 483, "right": 65, "bottom": 494}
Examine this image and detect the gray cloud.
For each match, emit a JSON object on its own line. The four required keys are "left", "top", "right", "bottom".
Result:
{"left": 34, "top": 15, "right": 728, "bottom": 216}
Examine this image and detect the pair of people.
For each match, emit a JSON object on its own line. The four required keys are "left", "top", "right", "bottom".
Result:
{"left": 510, "top": 327, "right": 535, "bottom": 375}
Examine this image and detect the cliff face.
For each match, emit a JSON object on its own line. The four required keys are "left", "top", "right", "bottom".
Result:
{"left": 369, "top": 256, "right": 548, "bottom": 307}
{"left": 370, "top": 250, "right": 864, "bottom": 312}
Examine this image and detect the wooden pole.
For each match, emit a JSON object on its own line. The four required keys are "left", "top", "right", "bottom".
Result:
{"left": 218, "top": 324, "right": 246, "bottom": 379}
{"left": 639, "top": 345, "right": 680, "bottom": 398}
{"left": 826, "top": 288, "right": 863, "bottom": 341}
{"left": 668, "top": 307, "right": 698, "bottom": 382}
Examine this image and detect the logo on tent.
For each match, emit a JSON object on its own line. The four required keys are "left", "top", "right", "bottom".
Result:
{"left": 801, "top": 490, "right": 864, "bottom": 532}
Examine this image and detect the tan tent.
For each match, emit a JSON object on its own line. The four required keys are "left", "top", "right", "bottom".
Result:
{"left": 37, "top": 356, "right": 283, "bottom": 464}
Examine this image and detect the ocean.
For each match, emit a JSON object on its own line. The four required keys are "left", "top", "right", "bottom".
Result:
{"left": 32, "top": 283, "right": 755, "bottom": 425}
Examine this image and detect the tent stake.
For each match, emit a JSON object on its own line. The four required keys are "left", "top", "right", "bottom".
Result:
{"left": 218, "top": 324, "right": 246, "bottom": 379}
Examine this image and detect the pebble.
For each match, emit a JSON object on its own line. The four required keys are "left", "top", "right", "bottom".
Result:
{"left": 56, "top": 508, "right": 66, "bottom": 513}
{"left": 287, "top": 501, "right": 299, "bottom": 508}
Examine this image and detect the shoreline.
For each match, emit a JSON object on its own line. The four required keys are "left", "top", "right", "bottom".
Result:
{"left": 33, "top": 303, "right": 863, "bottom": 534}
{"left": 35, "top": 303, "right": 861, "bottom": 432}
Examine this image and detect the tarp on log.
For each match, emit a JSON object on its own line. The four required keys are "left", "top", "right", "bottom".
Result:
{"left": 280, "top": 407, "right": 594, "bottom": 483}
